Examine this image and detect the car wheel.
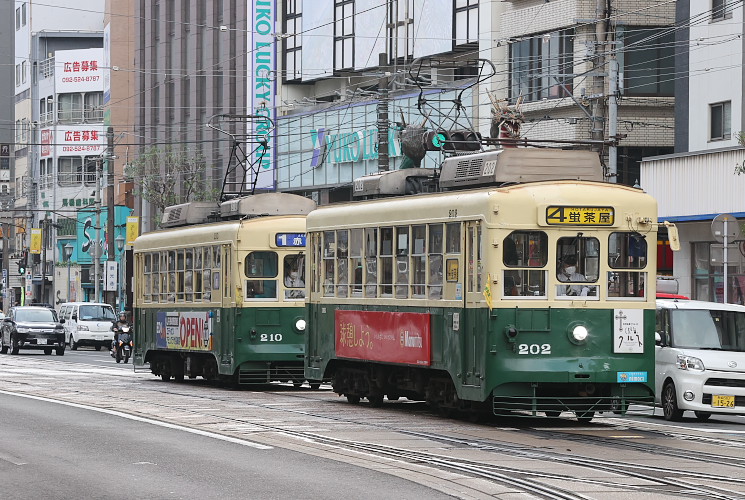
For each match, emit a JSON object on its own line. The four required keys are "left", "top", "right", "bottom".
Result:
{"left": 662, "top": 382, "right": 684, "bottom": 421}
{"left": 694, "top": 411, "right": 711, "bottom": 422}
{"left": 9, "top": 335, "right": 19, "bottom": 355}
{"left": 69, "top": 334, "right": 78, "bottom": 350}
{"left": 43, "top": 348, "right": 52, "bottom": 355}
{"left": 94, "top": 345, "right": 101, "bottom": 351}
{"left": 0, "top": 334, "right": 7, "bottom": 354}
{"left": 56, "top": 346, "right": 65, "bottom": 356}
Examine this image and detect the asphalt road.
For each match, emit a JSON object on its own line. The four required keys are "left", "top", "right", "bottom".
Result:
{"left": 0, "top": 391, "right": 455, "bottom": 500}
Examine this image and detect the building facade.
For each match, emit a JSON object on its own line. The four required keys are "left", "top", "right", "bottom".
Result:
{"left": 641, "top": 0, "right": 745, "bottom": 302}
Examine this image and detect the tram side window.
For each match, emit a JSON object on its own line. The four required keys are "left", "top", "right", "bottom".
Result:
{"left": 184, "top": 249, "right": 193, "bottom": 301}
{"left": 323, "top": 231, "right": 335, "bottom": 296}
{"left": 193, "top": 247, "right": 202, "bottom": 301}
{"left": 380, "top": 227, "right": 394, "bottom": 296}
{"left": 350, "top": 229, "right": 363, "bottom": 296}
{"left": 167, "top": 250, "right": 177, "bottom": 302}
{"left": 412, "top": 225, "right": 426, "bottom": 298}
{"left": 337, "top": 230, "right": 349, "bottom": 298}
{"left": 502, "top": 231, "right": 548, "bottom": 297}
{"left": 284, "top": 253, "right": 305, "bottom": 299}
{"left": 395, "top": 226, "right": 409, "bottom": 299}
{"left": 428, "top": 224, "right": 443, "bottom": 300}
{"left": 159, "top": 252, "right": 167, "bottom": 302}
{"left": 364, "top": 228, "right": 378, "bottom": 298}
{"left": 203, "top": 246, "right": 213, "bottom": 302}
{"left": 608, "top": 232, "right": 648, "bottom": 298}
{"left": 245, "top": 251, "right": 277, "bottom": 299}
{"left": 144, "top": 254, "right": 152, "bottom": 302}
{"left": 556, "top": 236, "right": 600, "bottom": 298}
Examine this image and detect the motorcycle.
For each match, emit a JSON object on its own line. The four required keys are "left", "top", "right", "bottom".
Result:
{"left": 112, "top": 325, "right": 133, "bottom": 364}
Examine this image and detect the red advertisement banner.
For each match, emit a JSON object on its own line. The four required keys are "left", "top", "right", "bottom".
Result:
{"left": 335, "top": 310, "right": 431, "bottom": 366}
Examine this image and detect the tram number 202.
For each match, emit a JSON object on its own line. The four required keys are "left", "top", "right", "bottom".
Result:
{"left": 518, "top": 343, "right": 551, "bottom": 355}
{"left": 260, "top": 334, "right": 283, "bottom": 342}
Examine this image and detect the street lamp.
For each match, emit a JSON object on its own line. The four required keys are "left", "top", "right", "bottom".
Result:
{"left": 63, "top": 243, "right": 73, "bottom": 302}
{"left": 115, "top": 234, "right": 125, "bottom": 311}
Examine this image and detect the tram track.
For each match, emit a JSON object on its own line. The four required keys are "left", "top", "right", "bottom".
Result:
{"left": 3, "top": 358, "right": 745, "bottom": 499}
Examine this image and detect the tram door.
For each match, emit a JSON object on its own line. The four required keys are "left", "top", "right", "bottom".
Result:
{"left": 463, "top": 221, "right": 484, "bottom": 388}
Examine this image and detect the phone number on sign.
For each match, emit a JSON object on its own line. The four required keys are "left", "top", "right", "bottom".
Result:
{"left": 62, "top": 145, "right": 101, "bottom": 152}
{"left": 61, "top": 76, "right": 100, "bottom": 83}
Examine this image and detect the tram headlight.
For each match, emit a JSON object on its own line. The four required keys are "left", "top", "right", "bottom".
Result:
{"left": 294, "top": 319, "right": 307, "bottom": 332}
{"left": 567, "top": 324, "right": 589, "bottom": 344}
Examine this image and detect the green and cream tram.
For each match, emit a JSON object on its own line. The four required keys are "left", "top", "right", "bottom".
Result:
{"left": 304, "top": 148, "right": 674, "bottom": 420}
{"left": 133, "top": 193, "right": 315, "bottom": 385}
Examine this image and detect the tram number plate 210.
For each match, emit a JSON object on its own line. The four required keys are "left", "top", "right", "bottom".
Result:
{"left": 712, "top": 395, "right": 735, "bottom": 408}
{"left": 518, "top": 343, "right": 551, "bottom": 355}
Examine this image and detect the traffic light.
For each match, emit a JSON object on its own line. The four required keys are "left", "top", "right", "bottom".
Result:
{"left": 17, "top": 252, "right": 27, "bottom": 275}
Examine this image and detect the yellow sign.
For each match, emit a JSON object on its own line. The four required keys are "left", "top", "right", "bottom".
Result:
{"left": 126, "top": 216, "right": 140, "bottom": 246}
{"left": 546, "top": 206, "right": 614, "bottom": 226}
{"left": 30, "top": 228, "right": 43, "bottom": 254}
{"left": 483, "top": 273, "right": 493, "bottom": 310}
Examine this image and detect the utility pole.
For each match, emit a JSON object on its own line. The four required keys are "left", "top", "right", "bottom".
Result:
{"left": 2, "top": 220, "right": 9, "bottom": 314}
{"left": 591, "top": 0, "right": 608, "bottom": 153}
{"left": 41, "top": 215, "right": 48, "bottom": 304}
{"left": 105, "top": 126, "right": 116, "bottom": 309}
{"left": 94, "top": 156, "right": 102, "bottom": 302}
{"left": 377, "top": 52, "right": 390, "bottom": 172}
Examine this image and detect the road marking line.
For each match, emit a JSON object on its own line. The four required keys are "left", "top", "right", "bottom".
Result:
{"left": 0, "top": 390, "right": 272, "bottom": 450}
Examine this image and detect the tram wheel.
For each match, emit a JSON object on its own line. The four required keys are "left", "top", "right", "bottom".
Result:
{"left": 309, "top": 382, "right": 321, "bottom": 390}
{"left": 346, "top": 395, "right": 361, "bottom": 404}
{"left": 662, "top": 382, "right": 683, "bottom": 421}
{"left": 545, "top": 411, "right": 561, "bottom": 418}
{"left": 694, "top": 411, "right": 711, "bottom": 422}
{"left": 367, "top": 394, "right": 384, "bottom": 407}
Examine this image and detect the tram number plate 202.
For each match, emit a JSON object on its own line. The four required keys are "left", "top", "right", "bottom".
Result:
{"left": 518, "top": 343, "right": 551, "bottom": 355}
{"left": 712, "top": 395, "right": 735, "bottom": 408}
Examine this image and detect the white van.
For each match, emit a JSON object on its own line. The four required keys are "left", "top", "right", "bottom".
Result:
{"left": 58, "top": 302, "right": 117, "bottom": 350}
{"left": 655, "top": 299, "right": 745, "bottom": 421}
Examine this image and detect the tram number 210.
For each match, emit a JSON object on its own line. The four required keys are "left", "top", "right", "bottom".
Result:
{"left": 260, "top": 334, "right": 284, "bottom": 342}
{"left": 518, "top": 344, "right": 551, "bottom": 355}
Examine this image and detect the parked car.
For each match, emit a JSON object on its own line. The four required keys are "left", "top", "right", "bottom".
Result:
{"left": 57, "top": 302, "right": 117, "bottom": 350}
{"left": 655, "top": 299, "right": 745, "bottom": 421}
{"left": 0, "top": 306, "right": 66, "bottom": 355}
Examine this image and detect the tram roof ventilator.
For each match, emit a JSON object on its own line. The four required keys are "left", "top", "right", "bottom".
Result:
{"left": 353, "top": 148, "right": 604, "bottom": 198}
{"left": 161, "top": 193, "right": 317, "bottom": 228}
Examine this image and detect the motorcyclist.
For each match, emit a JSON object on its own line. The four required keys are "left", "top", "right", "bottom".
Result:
{"left": 111, "top": 311, "right": 130, "bottom": 357}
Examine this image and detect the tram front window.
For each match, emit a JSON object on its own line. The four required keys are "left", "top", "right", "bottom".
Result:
{"left": 245, "top": 251, "right": 278, "bottom": 299}
{"left": 556, "top": 236, "right": 600, "bottom": 298}
{"left": 608, "top": 232, "right": 648, "bottom": 298}
{"left": 284, "top": 253, "right": 306, "bottom": 299}
{"left": 502, "top": 231, "right": 548, "bottom": 297}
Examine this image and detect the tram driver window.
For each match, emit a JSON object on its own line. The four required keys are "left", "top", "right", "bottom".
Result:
{"left": 284, "top": 253, "right": 305, "bottom": 300}
{"left": 502, "top": 231, "right": 548, "bottom": 298}
{"left": 245, "top": 251, "right": 278, "bottom": 299}
{"left": 608, "top": 232, "right": 648, "bottom": 299}
{"left": 556, "top": 236, "right": 600, "bottom": 298}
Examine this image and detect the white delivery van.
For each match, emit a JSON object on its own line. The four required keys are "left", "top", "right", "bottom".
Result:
{"left": 58, "top": 302, "right": 117, "bottom": 350}
{"left": 656, "top": 299, "right": 745, "bottom": 421}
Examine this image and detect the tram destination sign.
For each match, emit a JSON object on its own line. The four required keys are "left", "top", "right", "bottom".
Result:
{"left": 275, "top": 233, "right": 306, "bottom": 247}
{"left": 545, "top": 206, "right": 614, "bottom": 226}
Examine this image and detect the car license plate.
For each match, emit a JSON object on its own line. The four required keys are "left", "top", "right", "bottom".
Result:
{"left": 37, "top": 338, "right": 47, "bottom": 345}
{"left": 712, "top": 395, "right": 735, "bottom": 408}
{"left": 95, "top": 336, "right": 104, "bottom": 341}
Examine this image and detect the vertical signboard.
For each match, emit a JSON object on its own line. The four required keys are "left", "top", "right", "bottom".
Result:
{"left": 249, "top": 0, "right": 277, "bottom": 190}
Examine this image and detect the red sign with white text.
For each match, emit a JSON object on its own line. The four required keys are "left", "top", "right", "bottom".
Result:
{"left": 335, "top": 310, "right": 431, "bottom": 366}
